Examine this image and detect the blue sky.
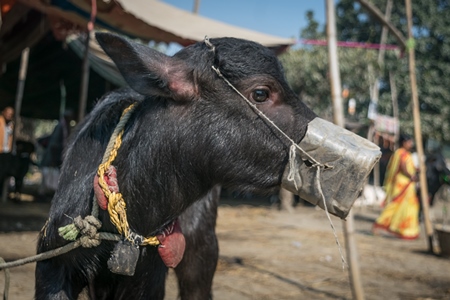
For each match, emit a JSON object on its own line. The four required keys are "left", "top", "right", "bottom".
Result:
{"left": 161, "top": 0, "right": 326, "bottom": 41}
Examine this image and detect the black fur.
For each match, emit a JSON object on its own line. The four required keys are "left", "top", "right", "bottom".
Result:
{"left": 35, "top": 33, "right": 316, "bottom": 299}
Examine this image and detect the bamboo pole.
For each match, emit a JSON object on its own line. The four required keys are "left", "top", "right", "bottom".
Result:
{"left": 78, "top": 33, "right": 90, "bottom": 122}
{"left": 356, "top": 0, "right": 407, "bottom": 50}
{"left": 404, "top": 0, "right": 434, "bottom": 253}
{"left": 371, "top": 0, "right": 393, "bottom": 188}
{"left": 389, "top": 72, "right": 399, "bottom": 149}
{"left": 78, "top": 0, "right": 97, "bottom": 122}
{"left": 326, "top": 0, "right": 365, "bottom": 298}
{"left": 12, "top": 47, "right": 30, "bottom": 152}
{"left": 376, "top": 0, "right": 393, "bottom": 70}
{"left": 59, "top": 79, "right": 67, "bottom": 120}
{"left": 327, "top": 1, "right": 344, "bottom": 126}
{"left": 371, "top": 0, "right": 393, "bottom": 107}
{"left": 192, "top": 0, "right": 201, "bottom": 14}
{"left": 356, "top": 0, "right": 435, "bottom": 254}
{"left": 279, "top": 188, "right": 295, "bottom": 213}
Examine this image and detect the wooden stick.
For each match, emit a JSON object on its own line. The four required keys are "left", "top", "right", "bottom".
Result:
{"left": 405, "top": 0, "right": 434, "bottom": 253}
{"left": 326, "top": 0, "right": 365, "bottom": 298}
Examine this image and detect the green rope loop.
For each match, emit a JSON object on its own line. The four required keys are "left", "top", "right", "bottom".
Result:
{"left": 58, "top": 223, "right": 79, "bottom": 241}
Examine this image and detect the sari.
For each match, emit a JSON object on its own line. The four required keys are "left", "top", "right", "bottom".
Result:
{"left": 373, "top": 148, "right": 420, "bottom": 239}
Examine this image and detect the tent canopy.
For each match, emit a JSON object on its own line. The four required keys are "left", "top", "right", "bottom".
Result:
{"left": 9, "top": 0, "right": 293, "bottom": 58}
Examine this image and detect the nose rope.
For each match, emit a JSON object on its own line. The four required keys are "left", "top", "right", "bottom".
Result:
{"left": 211, "top": 66, "right": 322, "bottom": 168}
{"left": 205, "top": 36, "right": 319, "bottom": 165}
{"left": 210, "top": 60, "right": 347, "bottom": 270}
{"left": 288, "top": 146, "right": 299, "bottom": 190}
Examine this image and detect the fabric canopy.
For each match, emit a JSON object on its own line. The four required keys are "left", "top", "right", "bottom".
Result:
{"left": 110, "top": 0, "right": 294, "bottom": 47}
{"left": 17, "top": 0, "right": 294, "bottom": 49}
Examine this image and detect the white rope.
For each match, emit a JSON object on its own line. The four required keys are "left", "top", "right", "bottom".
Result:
{"left": 314, "top": 166, "right": 348, "bottom": 270}
{"left": 287, "top": 145, "right": 299, "bottom": 190}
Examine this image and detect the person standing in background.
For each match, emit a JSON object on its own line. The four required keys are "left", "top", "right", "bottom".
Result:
{"left": 0, "top": 106, "right": 15, "bottom": 191}
{"left": 373, "top": 134, "right": 420, "bottom": 239}
{"left": 38, "top": 110, "right": 74, "bottom": 200}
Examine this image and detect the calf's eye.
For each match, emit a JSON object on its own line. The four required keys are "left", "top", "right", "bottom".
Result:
{"left": 251, "top": 89, "right": 270, "bottom": 102}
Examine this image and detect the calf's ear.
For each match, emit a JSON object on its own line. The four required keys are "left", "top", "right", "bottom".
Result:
{"left": 96, "top": 32, "right": 196, "bottom": 101}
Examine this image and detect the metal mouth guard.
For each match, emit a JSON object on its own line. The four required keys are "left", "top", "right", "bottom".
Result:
{"left": 281, "top": 118, "right": 381, "bottom": 219}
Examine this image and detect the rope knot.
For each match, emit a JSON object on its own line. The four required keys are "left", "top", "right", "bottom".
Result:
{"left": 58, "top": 215, "right": 102, "bottom": 248}
{"left": 204, "top": 36, "right": 215, "bottom": 52}
{"left": 74, "top": 216, "right": 102, "bottom": 236}
{"left": 73, "top": 215, "right": 102, "bottom": 248}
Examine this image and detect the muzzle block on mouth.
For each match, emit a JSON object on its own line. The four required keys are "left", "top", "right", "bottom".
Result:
{"left": 281, "top": 118, "right": 381, "bottom": 219}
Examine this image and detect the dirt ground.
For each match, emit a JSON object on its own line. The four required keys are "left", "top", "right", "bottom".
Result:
{"left": 1, "top": 194, "right": 450, "bottom": 300}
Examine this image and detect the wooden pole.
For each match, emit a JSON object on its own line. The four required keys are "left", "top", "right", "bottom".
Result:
{"left": 356, "top": 0, "right": 407, "bottom": 50}
{"left": 59, "top": 79, "right": 67, "bottom": 120}
{"left": 279, "top": 188, "right": 295, "bottom": 213}
{"left": 192, "top": 0, "right": 201, "bottom": 14}
{"left": 78, "top": 0, "right": 97, "bottom": 122}
{"left": 327, "top": 0, "right": 344, "bottom": 127}
{"left": 371, "top": 0, "right": 393, "bottom": 188}
{"left": 12, "top": 47, "right": 30, "bottom": 152}
{"left": 377, "top": 0, "right": 393, "bottom": 70}
{"left": 371, "top": 0, "right": 393, "bottom": 106}
{"left": 404, "top": 0, "right": 434, "bottom": 253}
{"left": 78, "top": 33, "right": 90, "bottom": 122}
{"left": 326, "top": 0, "right": 365, "bottom": 298}
{"left": 356, "top": 0, "right": 433, "bottom": 254}
{"left": 389, "top": 71, "right": 399, "bottom": 149}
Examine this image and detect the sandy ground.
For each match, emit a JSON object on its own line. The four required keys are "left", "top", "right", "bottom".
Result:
{"left": 1, "top": 195, "right": 450, "bottom": 300}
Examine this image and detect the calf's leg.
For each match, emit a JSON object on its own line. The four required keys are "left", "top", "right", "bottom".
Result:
{"left": 175, "top": 185, "right": 220, "bottom": 300}
{"left": 35, "top": 258, "right": 87, "bottom": 300}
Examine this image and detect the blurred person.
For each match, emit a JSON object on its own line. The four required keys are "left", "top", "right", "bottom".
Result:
{"left": 38, "top": 110, "right": 74, "bottom": 200}
{"left": 0, "top": 106, "right": 14, "bottom": 192}
{"left": 424, "top": 147, "right": 450, "bottom": 206}
{"left": 373, "top": 134, "right": 420, "bottom": 240}
{"left": 11, "top": 140, "right": 36, "bottom": 201}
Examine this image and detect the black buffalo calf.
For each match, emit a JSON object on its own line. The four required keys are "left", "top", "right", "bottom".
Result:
{"left": 35, "top": 33, "right": 316, "bottom": 299}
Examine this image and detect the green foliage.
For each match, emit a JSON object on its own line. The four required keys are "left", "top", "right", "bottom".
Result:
{"left": 280, "top": 44, "right": 377, "bottom": 122}
{"left": 301, "top": 11, "right": 324, "bottom": 40}
{"left": 336, "top": 0, "right": 450, "bottom": 142}
{"left": 283, "top": 2, "right": 450, "bottom": 143}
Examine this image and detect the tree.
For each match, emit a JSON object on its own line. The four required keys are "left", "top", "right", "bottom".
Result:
{"left": 281, "top": 11, "right": 378, "bottom": 124}
{"left": 335, "top": 0, "right": 450, "bottom": 143}
{"left": 301, "top": 11, "right": 323, "bottom": 40}
{"left": 282, "top": 2, "right": 450, "bottom": 143}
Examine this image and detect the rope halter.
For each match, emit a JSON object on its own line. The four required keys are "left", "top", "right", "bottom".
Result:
{"left": 96, "top": 103, "right": 160, "bottom": 246}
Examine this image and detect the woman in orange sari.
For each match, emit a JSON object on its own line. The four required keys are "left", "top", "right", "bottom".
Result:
{"left": 373, "top": 134, "right": 420, "bottom": 239}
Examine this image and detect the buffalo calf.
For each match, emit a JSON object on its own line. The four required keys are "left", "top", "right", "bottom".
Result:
{"left": 35, "top": 33, "right": 316, "bottom": 299}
